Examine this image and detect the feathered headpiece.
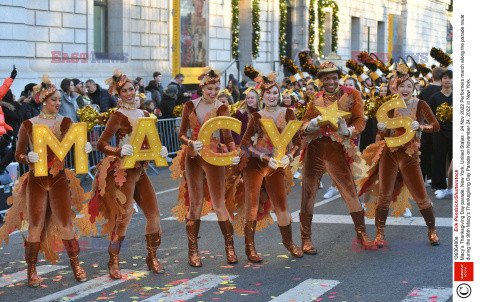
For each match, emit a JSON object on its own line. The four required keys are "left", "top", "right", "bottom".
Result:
{"left": 281, "top": 57, "right": 304, "bottom": 82}
{"left": 430, "top": 47, "right": 452, "bottom": 69}
{"left": 105, "top": 69, "right": 133, "bottom": 95}
{"left": 357, "top": 52, "right": 385, "bottom": 81}
{"left": 393, "top": 64, "right": 414, "bottom": 87}
{"left": 32, "top": 75, "right": 57, "bottom": 103}
{"left": 218, "top": 89, "right": 232, "bottom": 97}
{"left": 244, "top": 65, "right": 264, "bottom": 89}
{"left": 198, "top": 67, "right": 221, "bottom": 87}
{"left": 258, "top": 73, "right": 279, "bottom": 95}
{"left": 243, "top": 87, "right": 260, "bottom": 97}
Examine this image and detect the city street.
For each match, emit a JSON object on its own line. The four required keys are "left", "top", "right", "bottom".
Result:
{"left": 0, "top": 166, "right": 453, "bottom": 302}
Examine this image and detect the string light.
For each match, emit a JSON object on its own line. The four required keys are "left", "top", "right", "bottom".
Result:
{"left": 252, "top": 0, "right": 260, "bottom": 58}
{"left": 232, "top": 0, "right": 240, "bottom": 58}
{"left": 279, "top": 0, "right": 287, "bottom": 59}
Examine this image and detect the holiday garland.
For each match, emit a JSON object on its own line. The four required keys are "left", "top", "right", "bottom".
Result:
{"left": 252, "top": 0, "right": 261, "bottom": 58}
{"left": 308, "top": 0, "right": 316, "bottom": 53}
{"left": 232, "top": 0, "right": 239, "bottom": 58}
{"left": 317, "top": 0, "right": 339, "bottom": 57}
{"left": 279, "top": 0, "right": 288, "bottom": 59}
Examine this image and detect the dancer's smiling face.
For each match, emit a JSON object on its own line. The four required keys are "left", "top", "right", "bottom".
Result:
{"left": 119, "top": 82, "right": 136, "bottom": 104}
{"left": 320, "top": 73, "right": 339, "bottom": 93}
{"left": 263, "top": 86, "right": 279, "bottom": 107}
{"left": 246, "top": 91, "right": 259, "bottom": 108}
{"left": 398, "top": 81, "right": 414, "bottom": 101}
{"left": 43, "top": 91, "right": 61, "bottom": 114}
{"left": 203, "top": 82, "right": 220, "bottom": 102}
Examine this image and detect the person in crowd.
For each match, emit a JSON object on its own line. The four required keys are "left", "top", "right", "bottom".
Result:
{"left": 0, "top": 75, "right": 93, "bottom": 286}
{"left": 136, "top": 77, "right": 145, "bottom": 93}
{"left": 232, "top": 87, "right": 261, "bottom": 145}
{"left": 85, "top": 79, "right": 117, "bottom": 112}
{"left": 171, "top": 67, "right": 240, "bottom": 267}
{"left": 218, "top": 89, "right": 234, "bottom": 106}
{"left": 429, "top": 70, "right": 453, "bottom": 199}
{"left": 153, "top": 71, "right": 164, "bottom": 95}
{"left": 145, "top": 80, "right": 162, "bottom": 109}
{"left": 18, "top": 83, "right": 41, "bottom": 119}
{"left": 228, "top": 79, "right": 241, "bottom": 104}
{"left": 170, "top": 74, "right": 192, "bottom": 105}
{"left": 238, "top": 73, "right": 303, "bottom": 261}
{"left": 145, "top": 100, "right": 161, "bottom": 119}
{"left": 72, "top": 79, "right": 90, "bottom": 107}
{"left": 59, "top": 78, "right": 80, "bottom": 122}
{"left": 85, "top": 69, "right": 169, "bottom": 279}
{"left": 191, "top": 86, "right": 202, "bottom": 100}
{"left": 160, "top": 84, "right": 178, "bottom": 119}
{"left": 280, "top": 89, "right": 298, "bottom": 109}
{"left": 417, "top": 67, "right": 445, "bottom": 187}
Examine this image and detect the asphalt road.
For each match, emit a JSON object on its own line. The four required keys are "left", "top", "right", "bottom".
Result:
{"left": 0, "top": 165, "right": 453, "bottom": 302}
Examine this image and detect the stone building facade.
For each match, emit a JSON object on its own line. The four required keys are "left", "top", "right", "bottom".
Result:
{"left": 0, "top": 0, "right": 451, "bottom": 94}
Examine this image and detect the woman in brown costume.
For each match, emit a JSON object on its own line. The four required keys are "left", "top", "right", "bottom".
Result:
{"left": 86, "top": 69, "right": 169, "bottom": 278}
{"left": 239, "top": 73, "right": 303, "bottom": 262}
{"left": 358, "top": 64, "right": 440, "bottom": 247}
{"left": 170, "top": 67, "right": 240, "bottom": 267}
{"left": 0, "top": 75, "right": 92, "bottom": 286}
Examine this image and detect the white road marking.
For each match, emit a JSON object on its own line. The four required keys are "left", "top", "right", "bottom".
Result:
{"left": 290, "top": 194, "right": 341, "bottom": 217}
{"left": 270, "top": 279, "right": 341, "bottom": 302}
{"left": 141, "top": 274, "right": 238, "bottom": 302}
{"left": 31, "top": 270, "right": 142, "bottom": 302}
{"left": 155, "top": 187, "right": 178, "bottom": 196}
{"left": 400, "top": 287, "right": 452, "bottom": 302}
{"left": 0, "top": 265, "right": 67, "bottom": 288}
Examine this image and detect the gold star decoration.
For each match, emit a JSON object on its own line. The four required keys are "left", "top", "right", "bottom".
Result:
{"left": 315, "top": 101, "right": 352, "bottom": 130}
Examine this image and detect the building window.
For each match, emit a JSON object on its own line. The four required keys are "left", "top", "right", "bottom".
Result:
{"left": 94, "top": 0, "right": 107, "bottom": 52}
{"left": 351, "top": 17, "right": 361, "bottom": 56}
{"left": 377, "top": 21, "right": 386, "bottom": 60}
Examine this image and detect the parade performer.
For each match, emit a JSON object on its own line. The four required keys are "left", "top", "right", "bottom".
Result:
{"left": 280, "top": 89, "right": 298, "bottom": 109}
{"left": 357, "top": 64, "right": 440, "bottom": 246}
{"left": 85, "top": 69, "right": 169, "bottom": 278}
{"left": 170, "top": 67, "right": 240, "bottom": 267}
{"left": 232, "top": 87, "right": 261, "bottom": 145}
{"left": 238, "top": 72, "right": 303, "bottom": 261}
{"left": 0, "top": 75, "right": 92, "bottom": 286}
{"left": 300, "top": 61, "right": 375, "bottom": 254}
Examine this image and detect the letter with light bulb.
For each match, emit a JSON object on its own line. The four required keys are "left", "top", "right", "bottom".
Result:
{"left": 259, "top": 119, "right": 303, "bottom": 165}
{"left": 33, "top": 122, "right": 89, "bottom": 177}
{"left": 376, "top": 96, "right": 416, "bottom": 147}
{"left": 121, "top": 117, "right": 168, "bottom": 169}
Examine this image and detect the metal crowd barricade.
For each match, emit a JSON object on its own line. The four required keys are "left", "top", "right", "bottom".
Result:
{"left": 16, "top": 117, "right": 183, "bottom": 180}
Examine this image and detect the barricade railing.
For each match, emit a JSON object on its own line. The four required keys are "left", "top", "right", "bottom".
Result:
{"left": 16, "top": 117, "right": 182, "bottom": 180}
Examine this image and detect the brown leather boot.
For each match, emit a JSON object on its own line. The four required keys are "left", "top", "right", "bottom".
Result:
{"left": 350, "top": 210, "right": 376, "bottom": 250}
{"left": 145, "top": 231, "right": 165, "bottom": 273}
{"left": 299, "top": 213, "right": 317, "bottom": 254}
{"left": 420, "top": 206, "right": 440, "bottom": 246}
{"left": 244, "top": 220, "right": 262, "bottom": 262}
{"left": 278, "top": 223, "right": 303, "bottom": 258}
{"left": 218, "top": 220, "right": 238, "bottom": 264}
{"left": 62, "top": 238, "right": 87, "bottom": 282}
{"left": 186, "top": 219, "right": 202, "bottom": 267}
{"left": 107, "top": 236, "right": 125, "bottom": 279}
{"left": 374, "top": 208, "right": 389, "bottom": 248}
{"left": 25, "top": 241, "right": 42, "bottom": 287}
